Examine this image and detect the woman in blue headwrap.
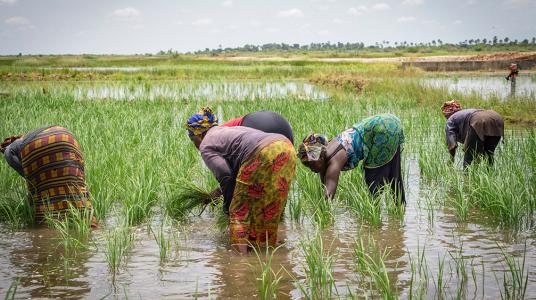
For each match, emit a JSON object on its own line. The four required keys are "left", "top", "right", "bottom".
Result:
{"left": 185, "top": 107, "right": 296, "bottom": 253}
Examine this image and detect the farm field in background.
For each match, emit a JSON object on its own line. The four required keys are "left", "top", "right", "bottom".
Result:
{"left": 0, "top": 57, "right": 535, "bottom": 299}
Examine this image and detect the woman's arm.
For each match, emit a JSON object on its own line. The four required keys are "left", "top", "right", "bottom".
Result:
{"left": 323, "top": 150, "right": 346, "bottom": 200}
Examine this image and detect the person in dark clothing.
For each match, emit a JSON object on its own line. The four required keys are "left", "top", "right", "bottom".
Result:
{"left": 441, "top": 100, "right": 504, "bottom": 167}
{"left": 221, "top": 110, "right": 294, "bottom": 144}
{"left": 505, "top": 63, "right": 519, "bottom": 81}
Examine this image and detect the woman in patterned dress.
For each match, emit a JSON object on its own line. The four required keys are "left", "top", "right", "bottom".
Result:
{"left": 298, "top": 113, "right": 405, "bottom": 204}
{"left": 185, "top": 107, "right": 296, "bottom": 253}
{"left": 0, "top": 126, "right": 95, "bottom": 225}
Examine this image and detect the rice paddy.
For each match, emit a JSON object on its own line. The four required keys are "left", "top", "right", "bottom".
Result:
{"left": 0, "top": 58, "right": 535, "bottom": 299}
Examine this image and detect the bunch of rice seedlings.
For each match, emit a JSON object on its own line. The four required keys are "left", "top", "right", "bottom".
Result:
{"left": 165, "top": 179, "right": 216, "bottom": 221}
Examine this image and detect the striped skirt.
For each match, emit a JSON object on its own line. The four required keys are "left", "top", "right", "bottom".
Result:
{"left": 20, "top": 126, "right": 93, "bottom": 224}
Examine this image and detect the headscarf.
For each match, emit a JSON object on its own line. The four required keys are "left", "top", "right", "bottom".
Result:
{"left": 185, "top": 107, "right": 218, "bottom": 137}
{"left": 441, "top": 100, "right": 462, "bottom": 118}
{"left": 298, "top": 133, "right": 328, "bottom": 162}
{"left": 0, "top": 135, "right": 21, "bottom": 154}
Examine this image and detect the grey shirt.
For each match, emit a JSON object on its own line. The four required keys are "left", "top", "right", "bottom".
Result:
{"left": 445, "top": 109, "right": 482, "bottom": 150}
{"left": 199, "top": 126, "right": 287, "bottom": 212}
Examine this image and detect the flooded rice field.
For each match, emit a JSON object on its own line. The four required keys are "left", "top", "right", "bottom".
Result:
{"left": 421, "top": 74, "right": 536, "bottom": 99}
{"left": 0, "top": 77, "right": 535, "bottom": 299}
{"left": 1, "top": 81, "right": 330, "bottom": 102}
{"left": 0, "top": 155, "right": 535, "bottom": 299}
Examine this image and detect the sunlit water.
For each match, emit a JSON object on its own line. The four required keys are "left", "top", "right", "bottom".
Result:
{"left": 0, "top": 157, "right": 535, "bottom": 299}
{"left": 1, "top": 81, "right": 330, "bottom": 102}
{"left": 421, "top": 75, "right": 536, "bottom": 100}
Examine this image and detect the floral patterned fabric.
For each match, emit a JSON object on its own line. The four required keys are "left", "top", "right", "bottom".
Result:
{"left": 336, "top": 113, "right": 404, "bottom": 169}
{"left": 229, "top": 140, "right": 296, "bottom": 247}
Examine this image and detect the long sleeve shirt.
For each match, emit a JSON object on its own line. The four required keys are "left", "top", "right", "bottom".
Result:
{"left": 3, "top": 127, "right": 48, "bottom": 177}
{"left": 445, "top": 109, "right": 481, "bottom": 150}
{"left": 199, "top": 126, "right": 285, "bottom": 213}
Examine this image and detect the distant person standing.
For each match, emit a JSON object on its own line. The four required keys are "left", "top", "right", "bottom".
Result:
{"left": 505, "top": 63, "right": 519, "bottom": 96}
{"left": 441, "top": 100, "right": 504, "bottom": 168}
{"left": 505, "top": 63, "right": 519, "bottom": 81}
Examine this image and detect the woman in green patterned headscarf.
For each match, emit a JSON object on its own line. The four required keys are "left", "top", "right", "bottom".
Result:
{"left": 298, "top": 113, "right": 405, "bottom": 204}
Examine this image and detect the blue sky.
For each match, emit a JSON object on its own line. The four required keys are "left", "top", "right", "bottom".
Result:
{"left": 1, "top": 0, "right": 535, "bottom": 54}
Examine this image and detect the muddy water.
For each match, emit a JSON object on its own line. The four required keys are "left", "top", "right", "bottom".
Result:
{"left": 421, "top": 75, "right": 536, "bottom": 99}
{"left": 1, "top": 159, "right": 535, "bottom": 299}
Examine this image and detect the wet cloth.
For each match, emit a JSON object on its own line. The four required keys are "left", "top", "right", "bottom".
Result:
{"left": 229, "top": 140, "right": 296, "bottom": 247}
{"left": 199, "top": 126, "right": 287, "bottom": 213}
{"left": 364, "top": 146, "right": 405, "bottom": 204}
{"left": 336, "top": 113, "right": 404, "bottom": 170}
{"left": 445, "top": 109, "right": 482, "bottom": 150}
{"left": 18, "top": 126, "right": 93, "bottom": 224}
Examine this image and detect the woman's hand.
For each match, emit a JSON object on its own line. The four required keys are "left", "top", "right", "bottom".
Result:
{"left": 206, "top": 188, "right": 223, "bottom": 204}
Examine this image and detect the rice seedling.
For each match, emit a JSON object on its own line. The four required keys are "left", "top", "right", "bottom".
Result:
{"left": 151, "top": 218, "right": 172, "bottom": 264}
{"left": 164, "top": 179, "right": 216, "bottom": 221}
{"left": 343, "top": 180, "right": 382, "bottom": 226}
{"left": 105, "top": 225, "right": 134, "bottom": 278}
{"left": 249, "top": 243, "right": 285, "bottom": 300}
{"left": 4, "top": 277, "right": 20, "bottom": 300}
{"left": 294, "top": 231, "right": 338, "bottom": 300}
{"left": 353, "top": 234, "right": 397, "bottom": 299}
{"left": 44, "top": 204, "right": 94, "bottom": 253}
{"left": 496, "top": 242, "right": 529, "bottom": 300}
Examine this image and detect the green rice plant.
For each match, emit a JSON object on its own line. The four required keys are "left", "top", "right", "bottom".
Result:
{"left": 121, "top": 169, "right": 159, "bottom": 226}
{"left": 105, "top": 225, "right": 134, "bottom": 278}
{"left": 44, "top": 204, "right": 94, "bottom": 253}
{"left": 353, "top": 235, "right": 396, "bottom": 299}
{"left": 4, "top": 277, "right": 20, "bottom": 300}
{"left": 0, "top": 189, "right": 34, "bottom": 230}
{"left": 496, "top": 242, "right": 529, "bottom": 300}
{"left": 165, "top": 179, "right": 215, "bottom": 221}
{"left": 249, "top": 243, "right": 285, "bottom": 300}
{"left": 151, "top": 219, "right": 171, "bottom": 264}
{"left": 434, "top": 254, "right": 446, "bottom": 299}
{"left": 294, "top": 231, "right": 338, "bottom": 300}
{"left": 445, "top": 170, "right": 471, "bottom": 222}
{"left": 343, "top": 180, "right": 382, "bottom": 226}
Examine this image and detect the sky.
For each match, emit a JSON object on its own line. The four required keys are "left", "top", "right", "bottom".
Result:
{"left": 1, "top": 0, "right": 535, "bottom": 55}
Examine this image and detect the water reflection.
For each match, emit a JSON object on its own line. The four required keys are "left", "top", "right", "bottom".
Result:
{"left": 421, "top": 75, "right": 536, "bottom": 99}
{"left": 73, "top": 81, "right": 329, "bottom": 101}
{"left": 5, "top": 228, "right": 92, "bottom": 299}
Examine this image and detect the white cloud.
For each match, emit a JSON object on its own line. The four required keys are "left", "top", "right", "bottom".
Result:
{"left": 332, "top": 18, "right": 344, "bottom": 24}
{"left": 371, "top": 3, "right": 391, "bottom": 11}
{"left": 348, "top": 3, "right": 389, "bottom": 15}
{"left": 348, "top": 5, "right": 367, "bottom": 15}
{"left": 318, "top": 29, "right": 330, "bottom": 35}
{"left": 401, "top": 0, "right": 424, "bottom": 6}
{"left": 221, "top": 0, "right": 233, "bottom": 7}
{"left": 266, "top": 27, "right": 280, "bottom": 33}
{"left": 277, "top": 8, "right": 304, "bottom": 18}
{"left": 453, "top": 20, "right": 463, "bottom": 25}
{"left": 112, "top": 7, "right": 141, "bottom": 18}
{"left": 192, "top": 18, "right": 213, "bottom": 26}
{"left": 225, "top": 24, "right": 238, "bottom": 30}
{"left": 5, "top": 16, "right": 29, "bottom": 26}
{"left": 505, "top": 0, "right": 535, "bottom": 6}
{"left": 250, "top": 20, "right": 261, "bottom": 27}
{"left": 397, "top": 16, "right": 416, "bottom": 23}
{"left": 0, "top": 0, "right": 18, "bottom": 5}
